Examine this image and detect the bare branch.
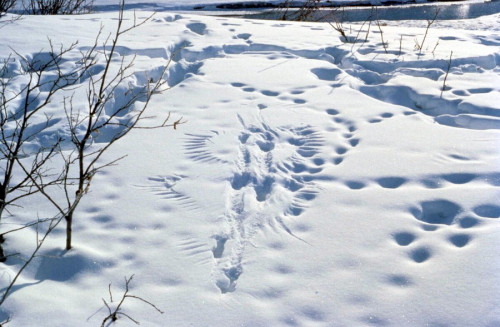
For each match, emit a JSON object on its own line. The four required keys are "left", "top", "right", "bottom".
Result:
{"left": 100, "top": 275, "right": 164, "bottom": 327}
{"left": 0, "top": 214, "right": 63, "bottom": 305}
{"left": 375, "top": 8, "right": 388, "bottom": 54}
{"left": 24, "top": 0, "right": 94, "bottom": 15}
{"left": 7, "top": 0, "right": 180, "bottom": 252}
{"left": 415, "top": 8, "right": 440, "bottom": 56}
{"left": 441, "top": 51, "right": 453, "bottom": 99}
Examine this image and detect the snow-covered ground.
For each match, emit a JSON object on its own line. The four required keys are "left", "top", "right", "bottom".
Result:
{"left": 0, "top": 2, "right": 499, "bottom": 326}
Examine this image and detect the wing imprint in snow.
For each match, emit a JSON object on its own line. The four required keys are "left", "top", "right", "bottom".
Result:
{"left": 139, "top": 174, "right": 200, "bottom": 212}
{"left": 212, "top": 115, "right": 325, "bottom": 293}
{"left": 182, "top": 131, "right": 231, "bottom": 164}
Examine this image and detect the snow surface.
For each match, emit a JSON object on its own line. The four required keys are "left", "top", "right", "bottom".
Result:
{"left": 1, "top": 2, "right": 500, "bottom": 327}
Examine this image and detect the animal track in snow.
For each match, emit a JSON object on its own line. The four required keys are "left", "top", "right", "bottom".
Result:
{"left": 385, "top": 274, "right": 413, "bottom": 287}
{"left": 156, "top": 14, "right": 183, "bottom": 23}
{"left": 353, "top": 61, "right": 500, "bottom": 130}
{"left": 140, "top": 175, "right": 199, "bottom": 211}
{"left": 376, "top": 177, "right": 408, "bottom": 189}
{"left": 325, "top": 108, "right": 360, "bottom": 166}
{"left": 212, "top": 115, "right": 324, "bottom": 293}
{"left": 388, "top": 194, "right": 496, "bottom": 270}
{"left": 345, "top": 181, "right": 366, "bottom": 190}
{"left": 182, "top": 131, "right": 231, "bottom": 164}
{"left": 175, "top": 236, "right": 212, "bottom": 266}
{"left": 186, "top": 22, "right": 208, "bottom": 35}
{"left": 235, "top": 33, "right": 251, "bottom": 40}
{"left": 332, "top": 171, "right": 500, "bottom": 191}
{"left": 410, "top": 199, "right": 462, "bottom": 225}
{"left": 458, "top": 216, "right": 481, "bottom": 229}
{"left": 311, "top": 67, "right": 342, "bottom": 81}
{"left": 229, "top": 81, "right": 307, "bottom": 105}
{"left": 448, "top": 234, "right": 471, "bottom": 248}
{"left": 393, "top": 231, "right": 417, "bottom": 246}
{"left": 409, "top": 247, "right": 432, "bottom": 263}
{"left": 473, "top": 204, "right": 500, "bottom": 219}
{"left": 367, "top": 112, "right": 395, "bottom": 124}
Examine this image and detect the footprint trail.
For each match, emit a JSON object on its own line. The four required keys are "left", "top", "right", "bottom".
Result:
{"left": 212, "top": 115, "right": 324, "bottom": 293}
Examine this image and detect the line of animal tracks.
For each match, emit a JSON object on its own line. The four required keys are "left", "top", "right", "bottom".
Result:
{"left": 139, "top": 13, "right": 500, "bottom": 294}
{"left": 210, "top": 115, "right": 325, "bottom": 293}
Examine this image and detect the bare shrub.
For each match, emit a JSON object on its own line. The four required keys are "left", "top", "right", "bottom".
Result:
{"left": 0, "top": 0, "right": 182, "bottom": 314}
{"left": 277, "top": 0, "right": 320, "bottom": 21}
{"left": 329, "top": 19, "right": 348, "bottom": 43}
{"left": 24, "top": 0, "right": 93, "bottom": 15}
{"left": 274, "top": 0, "right": 337, "bottom": 22}
{"left": 350, "top": 8, "right": 374, "bottom": 52}
{"left": 19, "top": 0, "right": 183, "bottom": 250}
{"left": 0, "top": 21, "right": 95, "bottom": 309}
{"left": 100, "top": 275, "right": 164, "bottom": 326}
{"left": 0, "top": 0, "right": 16, "bottom": 15}
{"left": 0, "top": 41, "right": 94, "bottom": 261}
{"left": 414, "top": 8, "right": 440, "bottom": 55}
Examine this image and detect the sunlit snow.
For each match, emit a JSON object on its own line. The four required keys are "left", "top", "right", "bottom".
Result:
{"left": 0, "top": 1, "right": 499, "bottom": 326}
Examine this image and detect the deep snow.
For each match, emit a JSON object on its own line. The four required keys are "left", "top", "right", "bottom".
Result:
{"left": 0, "top": 1, "right": 499, "bottom": 326}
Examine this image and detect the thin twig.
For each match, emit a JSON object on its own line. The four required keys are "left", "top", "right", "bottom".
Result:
{"left": 441, "top": 51, "right": 453, "bottom": 98}
{"left": 417, "top": 8, "right": 440, "bottom": 56}
{"left": 398, "top": 35, "right": 403, "bottom": 57}
{"left": 375, "top": 8, "right": 388, "bottom": 54}
{"left": 0, "top": 215, "right": 63, "bottom": 305}
{"left": 101, "top": 275, "right": 164, "bottom": 327}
